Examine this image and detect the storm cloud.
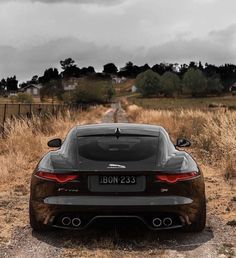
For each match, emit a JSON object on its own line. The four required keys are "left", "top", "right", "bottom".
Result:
{"left": 1, "top": 23, "right": 236, "bottom": 81}
{"left": 1, "top": 0, "right": 122, "bottom": 4}
{"left": 0, "top": 0, "right": 236, "bottom": 81}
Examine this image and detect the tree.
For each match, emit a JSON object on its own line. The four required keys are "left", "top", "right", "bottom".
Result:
{"left": 152, "top": 63, "right": 175, "bottom": 75}
{"left": 6, "top": 76, "right": 18, "bottom": 92}
{"left": 80, "top": 66, "right": 95, "bottom": 76}
{"left": 30, "top": 75, "right": 39, "bottom": 84}
{"left": 206, "top": 75, "right": 223, "bottom": 95}
{"left": 119, "top": 61, "right": 135, "bottom": 77}
{"left": 39, "top": 68, "right": 60, "bottom": 84}
{"left": 135, "top": 69, "right": 161, "bottom": 97}
{"left": 60, "top": 58, "right": 76, "bottom": 71}
{"left": 40, "top": 79, "right": 64, "bottom": 101}
{"left": 71, "top": 80, "right": 114, "bottom": 104}
{"left": 103, "top": 63, "right": 118, "bottom": 74}
{"left": 160, "top": 72, "right": 182, "bottom": 97}
{"left": 183, "top": 68, "right": 207, "bottom": 97}
{"left": 60, "top": 58, "right": 80, "bottom": 78}
{"left": 0, "top": 79, "right": 6, "bottom": 94}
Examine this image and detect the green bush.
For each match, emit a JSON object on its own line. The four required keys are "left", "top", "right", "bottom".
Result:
{"left": 67, "top": 80, "right": 114, "bottom": 104}
{"left": 160, "top": 71, "right": 182, "bottom": 97}
{"left": 40, "top": 79, "right": 64, "bottom": 101}
{"left": 13, "top": 93, "right": 34, "bottom": 103}
{"left": 183, "top": 68, "right": 207, "bottom": 97}
{"left": 206, "top": 76, "right": 223, "bottom": 95}
{"left": 135, "top": 69, "right": 161, "bottom": 97}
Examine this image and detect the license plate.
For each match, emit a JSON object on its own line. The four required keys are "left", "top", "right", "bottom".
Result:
{"left": 99, "top": 175, "right": 137, "bottom": 185}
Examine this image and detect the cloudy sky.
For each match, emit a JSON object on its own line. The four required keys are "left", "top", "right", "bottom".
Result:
{"left": 0, "top": 0, "right": 236, "bottom": 81}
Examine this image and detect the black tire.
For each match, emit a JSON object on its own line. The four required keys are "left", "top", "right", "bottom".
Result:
{"left": 183, "top": 198, "right": 206, "bottom": 232}
{"left": 29, "top": 201, "right": 47, "bottom": 231}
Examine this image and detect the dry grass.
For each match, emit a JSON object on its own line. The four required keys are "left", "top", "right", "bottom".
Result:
{"left": 0, "top": 105, "right": 107, "bottom": 183}
{"left": 126, "top": 104, "right": 236, "bottom": 183}
{"left": 0, "top": 105, "right": 107, "bottom": 242}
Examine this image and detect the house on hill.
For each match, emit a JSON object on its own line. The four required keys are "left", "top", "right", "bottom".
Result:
{"left": 20, "top": 84, "right": 42, "bottom": 96}
{"left": 112, "top": 76, "right": 127, "bottom": 84}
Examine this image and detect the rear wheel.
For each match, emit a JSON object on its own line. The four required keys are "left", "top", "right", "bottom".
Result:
{"left": 184, "top": 198, "right": 206, "bottom": 232}
{"left": 29, "top": 201, "right": 47, "bottom": 231}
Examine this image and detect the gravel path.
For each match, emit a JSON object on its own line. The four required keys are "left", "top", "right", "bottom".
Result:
{"left": 0, "top": 103, "right": 235, "bottom": 258}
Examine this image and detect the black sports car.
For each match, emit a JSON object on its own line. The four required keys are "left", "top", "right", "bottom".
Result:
{"left": 30, "top": 123, "right": 206, "bottom": 232}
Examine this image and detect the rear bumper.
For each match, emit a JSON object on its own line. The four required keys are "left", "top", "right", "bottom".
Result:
{"left": 31, "top": 195, "right": 201, "bottom": 230}
{"left": 44, "top": 195, "right": 193, "bottom": 206}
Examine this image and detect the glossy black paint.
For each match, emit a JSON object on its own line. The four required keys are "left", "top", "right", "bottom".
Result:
{"left": 30, "top": 123, "right": 206, "bottom": 231}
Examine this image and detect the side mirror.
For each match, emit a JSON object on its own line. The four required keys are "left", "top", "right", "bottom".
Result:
{"left": 176, "top": 138, "right": 191, "bottom": 148}
{"left": 47, "top": 138, "right": 62, "bottom": 148}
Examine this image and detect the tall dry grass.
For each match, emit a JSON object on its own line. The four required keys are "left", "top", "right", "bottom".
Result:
{"left": 0, "top": 106, "right": 107, "bottom": 184}
{"left": 126, "top": 104, "right": 236, "bottom": 182}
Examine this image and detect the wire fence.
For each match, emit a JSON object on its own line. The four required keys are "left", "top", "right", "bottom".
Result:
{"left": 0, "top": 103, "right": 91, "bottom": 135}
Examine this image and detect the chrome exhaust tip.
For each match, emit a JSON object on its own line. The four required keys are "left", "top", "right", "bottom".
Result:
{"left": 152, "top": 218, "right": 162, "bottom": 227}
{"left": 61, "top": 217, "right": 71, "bottom": 226}
{"left": 163, "top": 217, "right": 172, "bottom": 227}
{"left": 72, "top": 218, "right": 81, "bottom": 227}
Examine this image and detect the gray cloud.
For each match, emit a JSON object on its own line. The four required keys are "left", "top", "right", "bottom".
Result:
{"left": 1, "top": 24, "right": 236, "bottom": 82}
{"left": 31, "top": 0, "right": 121, "bottom": 4}
{"left": 0, "top": 0, "right": 122, "bottom": 4}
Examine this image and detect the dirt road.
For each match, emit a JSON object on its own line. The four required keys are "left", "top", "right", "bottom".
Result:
{"left": 0, "top": 103, "right": 235, "bottom": 258}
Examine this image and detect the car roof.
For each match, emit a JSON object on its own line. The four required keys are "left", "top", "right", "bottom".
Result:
{"left": 75, "top": 123, "right": 165, "bottom": 137}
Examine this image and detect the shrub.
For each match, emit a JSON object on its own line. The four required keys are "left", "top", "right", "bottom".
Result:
{"left": 72, "top": 79, "right": 114, "bottom": 104}
{"left": 160, "top": 71, "right": 182, "bottom": 97}
{"left": 206, "top": 76, "right": 223, "bottom": 95}
{"left": 183, "top": 68, "right": 207, "bottom": 97}
{"left": 40, "top": 79, "right": 64, "bottom": 101}
{"left": 14, "top": 93, "right": 34, "bottom": 103}
{"left": 135, "top": 69, "right": 161, "bottom": 97}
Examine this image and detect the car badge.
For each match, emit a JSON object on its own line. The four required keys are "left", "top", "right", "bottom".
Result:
{"left": 114, "top": 128, "right": 121, "bottom": 138}
{"left": 107, "top": 164, "right": 126, "bottom": 169}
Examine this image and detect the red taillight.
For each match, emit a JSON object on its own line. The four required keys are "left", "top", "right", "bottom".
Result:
{"left": 155, "top": 172, "right": 198, "bottom": 183}
{"left": 37, "top": 171, "right": 78, "bottom": 183}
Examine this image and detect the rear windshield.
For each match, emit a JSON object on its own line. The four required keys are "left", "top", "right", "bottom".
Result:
{"left": 78, "top": 136, "right": 158, "bottom": 162}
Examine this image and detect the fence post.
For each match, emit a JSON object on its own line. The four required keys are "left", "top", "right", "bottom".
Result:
{"left": 18, "top": 104, "right": 21, "bottom": 116}
{"left": 2, "top": 104, "right": 7, "bottom": 135}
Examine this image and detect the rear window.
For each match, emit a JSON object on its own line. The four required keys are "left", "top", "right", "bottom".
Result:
{"left": 78, "top": 136, "right": 158, "bottom": 162}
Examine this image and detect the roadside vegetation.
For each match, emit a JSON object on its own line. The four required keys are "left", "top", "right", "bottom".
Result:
{"left": 125, "top": 104, "right": 236, "bottom": 177}
{"left": 128, "top": 95, "right": 236, "bottom": 110}
{"left": 9, "top": 93, "right": 34, "bottom": 104}
{"left": 0, "top": 106, "right": 107, "bottom": 242}
{"left": 123, "top": 102, "right": 236, "bottom": 229}
{"left": 135, "top": 68, "right": 223, "bottom": 98}
{"left": 62, "top": 79, "right": 114, "bottom": 104}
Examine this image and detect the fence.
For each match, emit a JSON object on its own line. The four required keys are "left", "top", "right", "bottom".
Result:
{"left": 0, "top": 103, "right": 90, "bottom": 134}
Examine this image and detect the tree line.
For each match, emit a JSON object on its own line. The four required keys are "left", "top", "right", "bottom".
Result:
{"left": 135, "top": 68, "right": 223, "bottom": 97}
{"left": 1, "top": 58, "right": 236, "bottom": 96}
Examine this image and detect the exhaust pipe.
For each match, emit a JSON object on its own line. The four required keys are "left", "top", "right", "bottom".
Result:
{"left": 62, "top": 217, "right": 71, "bottom": 226}
{"left": 163, "top": 217, "right": 172, "bottom": 227}
{"left": 152, "top": 218, "right": 162, "bottom": 227}
{"left": 72, "top": 218, "right": 81, "bottom": 227}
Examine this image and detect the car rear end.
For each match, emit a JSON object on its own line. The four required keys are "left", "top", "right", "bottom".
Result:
{"left": 30, "top": 131, "right": 205, "bottom": 231}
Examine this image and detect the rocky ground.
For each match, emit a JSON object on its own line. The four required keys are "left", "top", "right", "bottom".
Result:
{"left": 0, "top": 103, "right": 235, "bottom": 258}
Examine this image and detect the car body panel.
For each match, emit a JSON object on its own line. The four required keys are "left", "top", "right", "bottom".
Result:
{"left": 30, "top": 123, "right": 205, "bottom": 231}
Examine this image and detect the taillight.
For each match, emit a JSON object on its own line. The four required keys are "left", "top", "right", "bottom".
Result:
{"left": 155, "top": 172, "right": 198, "bottom": 183}
{"left": 37, "top": 171, "right": 78, "bottom": 183}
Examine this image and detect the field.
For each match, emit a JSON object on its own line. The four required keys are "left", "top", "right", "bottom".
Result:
{"left": 128, "top": 95, "right": 236, "bottom": 110}
{"left": 0, "top": 107, "right": 107, "bottom": 240}
{"left": 0, "top": 102, "right": 235, "bottom": 257}
{"left": 124, "top": 103, "right": 236, "bottom": 215}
